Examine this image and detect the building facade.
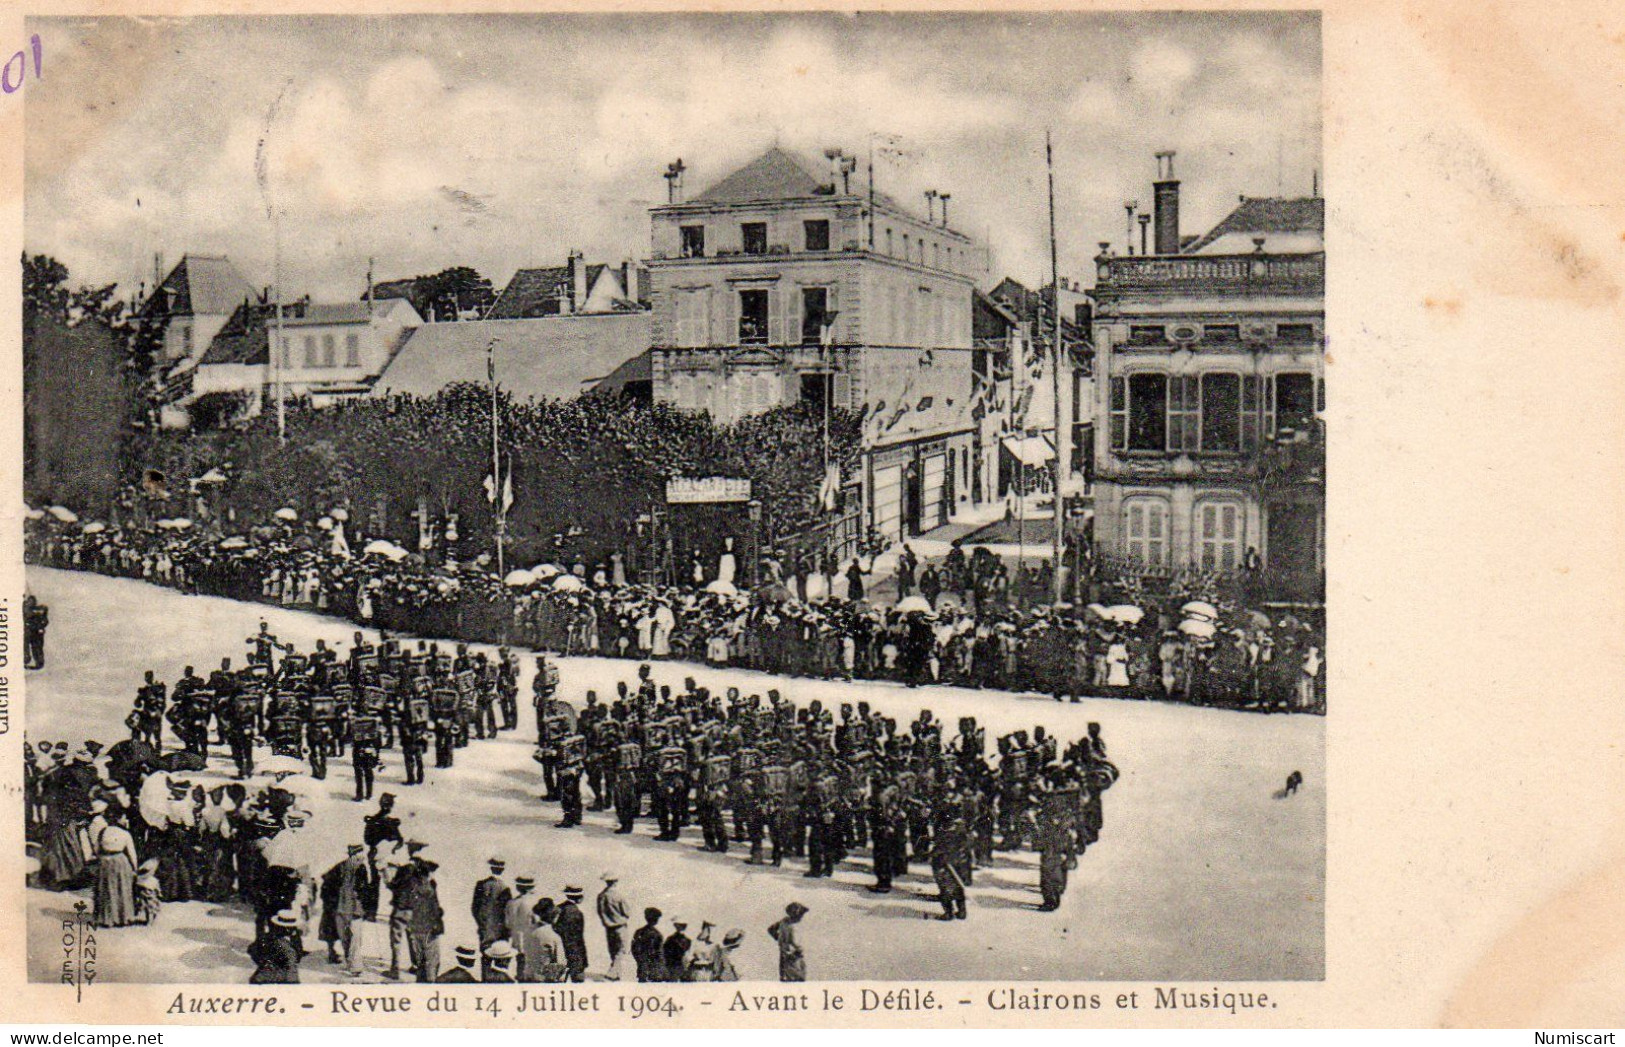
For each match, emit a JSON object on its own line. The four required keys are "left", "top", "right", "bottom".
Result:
{"left": 1090, "top": 154, "right": 1325, "bottom": 602}
{"left": 645, "top": 146, "right": 985, "bottom": 544}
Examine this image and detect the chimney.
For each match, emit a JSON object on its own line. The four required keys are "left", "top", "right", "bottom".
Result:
{"left": 568, "top": 250, "right": 587, "bottom": 314}
{"left": 621, "top": 258, "right": 638, "bottom": 303}
{"left": 1153, "top": 150, "right": 1180, "bottom": 255}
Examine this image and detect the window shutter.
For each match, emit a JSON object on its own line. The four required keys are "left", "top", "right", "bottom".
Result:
{"left": 1110, "top": 377, "right": 1127, "bottom": 450}
{"left": 1316, "top": 376, "right": 1325, "bottom": 413}
{"left": 833, "top": 372, "right": 852, "bottom": 408}
{"left": 768, "top": 287, "right": 786, "bottom": 346}
{"left": 1242, "top": 375, "right": 1260, "bottom": 452}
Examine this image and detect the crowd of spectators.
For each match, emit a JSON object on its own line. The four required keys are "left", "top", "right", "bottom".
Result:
{"left": 26, "top": 508, "right": 1324, "bottom": 714}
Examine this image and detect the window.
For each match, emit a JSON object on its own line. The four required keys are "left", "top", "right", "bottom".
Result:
{"left": 1127, "top": 373, "right": 1167, "bottom": 451}
{"left": 803, "top": 220, "right": 830, "bottom": 252}
{"left": 1272, "top": 372, "right": 1315, "bottom": 437}
{"left": 1128, "top": 325, "right": 1166, "bottom": 346}
{"left": 1167, "top": 375, "right": 1199, "bottom": 452}
{"left": 345, "top": 333, "right": 361, "bottom": 367}
{"left": 1123, "top": 498, "right": 1169, "bottom": 565}
{"left": 1196, "top": 501, "right": 1244, "bottom": 571}
{"left": 801, "top": 287, "right": 829, "bottom": 345}
{"left": 1200, "top": 372, "right": 1241, "bottom": 452}
{"left": 303, "top": 335, "right": 318, "bottom": 367}
{"left": 680, "top": 225, "right": 706, "bottom": 258}
{"left": 1277, "top": 322, "right": 1315, "bottom": 343}
{"left": 675, "top": 289, "right": 709, "bottom": 348}
{"left": 1110, "top": 376, "right": 1127, "bottom": 450}
{"left": 738, "top": 289, "right": 768, "bottom": 344}
{"left": 741, "top": 222, "right": 767, "bottom": 255}
{"left": 321, "top": 334, "right": 337, "bottom": 367}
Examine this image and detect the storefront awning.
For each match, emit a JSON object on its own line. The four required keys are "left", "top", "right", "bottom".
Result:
{"left": 1001, "top": 434, "right": 1055, "bottom": 467}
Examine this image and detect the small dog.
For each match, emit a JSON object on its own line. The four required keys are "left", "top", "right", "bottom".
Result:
{"left": 1284, "top": 770, "right": 1304, "bottom": 795}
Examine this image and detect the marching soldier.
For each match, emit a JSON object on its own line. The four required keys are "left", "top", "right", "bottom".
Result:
{"left": 352, "top": 714, "right": 381, "bottom": 801}
{"left": 400, "top": 690, "right": 429, "bottom": 786}
{"left": 612, "top": 730, "right": 642, "bottom": 835}
{"left": 555, "top": 730, "right": 585, "bottom": 829}
{"left": 1034, "top": 778, "right": 1077, "bottom": 912}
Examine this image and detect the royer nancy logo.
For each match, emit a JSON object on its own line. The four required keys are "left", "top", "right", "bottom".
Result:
{"left": 61, "top": 900, "right": 97, "bottom": 1000}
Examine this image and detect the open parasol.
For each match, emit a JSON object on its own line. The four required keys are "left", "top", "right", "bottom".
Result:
{"left": 1178, "top": 618, "right": 1217, "bottom": 639}
{"left": 895, "top": 595, "right": 934, "bottom": 615}
{"left": 551, "top": 573, "right": 587, "bottom": 592}
{"left": 274, "top": 507, "right": 298, "bottom": 522}
{"left": 704, "top": 579, "right": 738, "bottom": 596}
{"left": 47, "top": 505, "right": 78, "bottom": 523}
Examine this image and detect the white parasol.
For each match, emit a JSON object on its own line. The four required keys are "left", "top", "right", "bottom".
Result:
{"left": 329, "top": 507, "right": 349, "bottom": 522}
{"left": 895, "top": 595, "right": 934, "bottom": 615}
{"left": 48, "top": 506, "right": 78, "bottom": 523}
{"left": 274, "top": 507, "right": 298, "bottom": 522}
{"left": 504, "top": 569, "right": 537, "bottom": 587}
{"left": 704, "top": 579, "right": 738, "bottom": 596}
{"left": 533, "top": 563, "right": 564, "bottom": 579}
{"left": 197, "top": 468, "right": 228, "bottom": 485}
{"left": 1178, "top": 618, "right": 1217, "bottom": 639}
{"left": 82, "top": 521, "right": 107, "bottom": 534}
{"left": 363, "top": 540, "right": 409, "bottom": 562}
{"left": 219, "top": 536, "right": 250, "bottom": 550}
{"left": 316, "top": 516, "right": 334, "bottom": 531}
{"left": 1181, "top": 601, "right": 1219, "bottom": 622}
{"left": 551, "top": 574, "right": 587, "bottom": 592}
{"left": 1102, "top": 604, "right": 1143, "bottom": 625}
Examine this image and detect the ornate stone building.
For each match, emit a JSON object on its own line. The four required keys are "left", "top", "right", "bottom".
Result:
{"left": 1090, "top": 153, "right": 1325, "bottom": 601}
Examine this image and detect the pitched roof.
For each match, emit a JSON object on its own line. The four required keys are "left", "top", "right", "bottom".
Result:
{"left": 142, "top": 254, "right": 256, "bottom": 319}
{"left": 691, "top": 147, "right": 833, "bottom": 205}
{"left": 281, "top": 302, "right": 376, "bottom": 326}
{"left": 372, "top": 314, "right": 652, "bottom": 403}
{"left": 486, "top": 266, "right": 571, "bottom": 319}
{"left": 1184, "top": 196, "right": 1325, "bottom": 254}
{"left": 586, "top": 348, "right": 652, "bottom": 397}
{"left": 199, "top": 300, "right": 277, "bottom": 366}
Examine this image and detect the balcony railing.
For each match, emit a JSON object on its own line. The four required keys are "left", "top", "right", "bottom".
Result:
{"left": 1096, "top": 252, "right": 1324, "bottom": 297}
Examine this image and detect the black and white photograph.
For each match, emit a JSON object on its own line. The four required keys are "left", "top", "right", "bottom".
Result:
{"left": 20, "top": 11, "right": 1326, "bottom": 988}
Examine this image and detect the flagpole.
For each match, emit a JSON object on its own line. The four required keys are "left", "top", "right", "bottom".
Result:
{"left": 1047, "top": 129, "right": 1065, "bottom": 605}
{"left": 488, "top": 335, "right": 505, "bottom": 576}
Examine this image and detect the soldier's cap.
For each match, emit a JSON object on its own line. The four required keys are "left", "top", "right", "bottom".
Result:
{"left": 454, "top": 946, "right": 478, "bottom": 964}
{"left": 488, "top": 858, "right": 506, "bottom": 870}
{"left": 785, "top": 902, "right": 809, "bottom": 918}
{"left": 405, "top": 839, "right": 428, "bottom": 852}
{"left": 348, "top": 844, "right": 364, "bottom": 855}
{"left": 515, "top": 876, "right": 535, "bottom": 890}
{"left": 723, "top": 929, "right": 744, "bottom": 946}
{"left": 671, "top": 919, "right": 687, "bottom": 929}
{"left": 563, "top": 885, "right": 584, "bottom": 898}
{"left": 601, "top": 871, "right": 618, "bottom": 882}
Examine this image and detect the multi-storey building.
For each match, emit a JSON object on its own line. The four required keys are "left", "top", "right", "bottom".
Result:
{"left": 1090, "top": 153, "right": 1325, "bottom": 601}
{"left": 645, "top": 146, "right": 987, "bottom": 544}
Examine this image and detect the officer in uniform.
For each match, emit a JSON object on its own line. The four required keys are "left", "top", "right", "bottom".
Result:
{"left": 930, "top": 782, "right": 971, "bottom": 921}
{"left": 1034, "top": 778, "right": 1076, "bottom": 912}
{"left": 400, "top": 691, "right": 428, "bottom": 786}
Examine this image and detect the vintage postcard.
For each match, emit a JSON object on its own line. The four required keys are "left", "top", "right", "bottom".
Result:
{"left": 1, "top": 0, "right": 1621, "bottom": 1033}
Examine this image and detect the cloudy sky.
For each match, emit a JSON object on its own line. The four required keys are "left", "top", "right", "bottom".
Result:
{"left": 26, "top": 12, "right": 1320, "bottom": 302}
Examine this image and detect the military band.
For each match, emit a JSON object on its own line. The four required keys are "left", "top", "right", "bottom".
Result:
{"left": 124, "top": 627, "right": 1116, "bottom": 916}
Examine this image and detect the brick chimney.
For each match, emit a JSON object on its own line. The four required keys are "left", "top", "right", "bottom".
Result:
{"left": 568, "top": 250, "right": 587, "bottom": 314}
{"left": 1153, "top": 150, "right": 1180, "bottom": 255}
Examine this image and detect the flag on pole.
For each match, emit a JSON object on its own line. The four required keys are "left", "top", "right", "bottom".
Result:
{"left": 501, "top": 470, "right": 514, "bottom": 515}
{"left": 819, "top": 464, "right": 841, "bottom": 512}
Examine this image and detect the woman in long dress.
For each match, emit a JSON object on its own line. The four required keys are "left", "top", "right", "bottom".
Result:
{"left": 94, "top": 811, "right": 139, "bottom": 927}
